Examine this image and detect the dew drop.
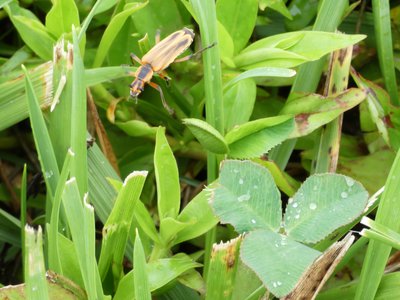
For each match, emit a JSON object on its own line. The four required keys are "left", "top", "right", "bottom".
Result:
{"left": 292, "top": 202, "right": 298, "bottom": 208}
{"left": 288, "top": 198, "right": 293, "bottom": 204}
{"left": 341, "top": 191, "right": 348, "bottom": 198}
{"left": 273, "top": 282, "right": 277, "bottom": 288}
{"left": 238, "top": 194, "right": 250, "bottom": 202}
{"left": 345, "top": 177, "right": 355, "bottom": 187}
{"left": 313, "top": 185, "right": 318, "bottom": 191}
{"left": 309, "top": 203, "right": 317, "bottom": 210}
{"left": 251, "top": 219, "right": 256, "bottom": 224}
{"left": 253, "top": 185, "right": 258, "bottom": 189}
{"left": 277, "top": 281, "right": 282, "bottom": 286}
{"left": 295, "top": 214, "right": 300, "bottom": 219}
{"left": 239, "top": 178, "right": 244, "bottom": 184}
{"left": 45, "top": 170, "right": 54, "bottom": 178}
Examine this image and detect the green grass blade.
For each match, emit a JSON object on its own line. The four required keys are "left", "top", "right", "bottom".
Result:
{"left": 355, "top": 149, "right": 400, "bottom": 299}
{"left": 70, "top": 28, "right": 88, "bottom": 196}
{"left": 20, "top": 164, "right": 27, "bottom": 264}
{"left": 62, "top": 178, "right": 103, "bottom": 299}
{"left": 92, "top": 2, "right": 148, "bottom": 67}
{"left": 98, "top": 171, "right": 147, "bottom": 280}
{"left": 134, "top": 230, "right": 152, "bottom": 300}
{"left": 23, "top": 64, "right": 60, "bottom": 197}
{"left": 24, "top": 226, "right": 49, "bottom": 300}
{"left": 313, "top": 46, "right": 353, "bottom": 173}
{"left": 47, "top": 149, "right": 74, "bottom": 274}
{"left": 205, "top": 237, "right": 242, "bottom": 300}
{"left": 372, "top": 0, "right": 399, "bottom": 105}
{"left": 190, "top": 0, "right": 224, "bottom": 278}
{"left": 0, "top": 62, "right": 53, "bottom": 131}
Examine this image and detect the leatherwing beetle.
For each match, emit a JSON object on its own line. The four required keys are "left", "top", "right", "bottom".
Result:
{"left": 129, "top": 27, "right": 214, "bottom": 115}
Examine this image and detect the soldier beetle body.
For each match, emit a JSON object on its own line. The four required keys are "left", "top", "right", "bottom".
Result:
{"left": 129, "top": 27, "right": 212, "bottom": 114}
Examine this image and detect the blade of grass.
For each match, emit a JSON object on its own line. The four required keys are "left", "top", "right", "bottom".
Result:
{"left": 313, "top": 45, "right": 353, "bottom": 173}
{"left": 20, "top": 164, "right": 27, "bottom": 264}
{"left": 23, "top": 64, "right": 59, "bottom": 204}
{"left": 62, "top": 178, "right": 103, "bottom": 299}
{"left": 24, "top": 226, "right": 49, "bottom": 300}
{"left": 205, "top": 236, "right": 242, "bottom": 300}
{"left": 47, "top": 149, "right": 74, "bottom": 274}
{"left": 70, "top": 28, "right": 88, "bottom": 196}
{"left": 98, "top": 171, "right": 147, "bottom": 280}
{"left": 134, "top": 230, "right": 152, "bottom": 300}
{"left": 92, "top": 1, "right": 148, "bottom": 68}
{"left": 190, "top": 0, "right": 224, "bottom": 278}
{"left": 0, "top": 62, "right": 53, "bottom": 131}
{"left": 355, "top": 148, "right": 400, "bottom": 299}
{"left": 372, "top": 0, "right": 399, "bottom": 105}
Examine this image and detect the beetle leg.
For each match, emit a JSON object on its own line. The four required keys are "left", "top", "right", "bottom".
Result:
{"left": 147, "top": 81, "right": 175, "bottom": 115}
{"left": 173, "top": 42, "right": 217, "bottom": 63}
{"left": 158, "top": 70, "right": 171, "bottom": 86}
{"left": 130, "top": 53, "right": 142, "bottom": 65}
{"left": 155, "top": 29, "right": 161, "bottom": 44}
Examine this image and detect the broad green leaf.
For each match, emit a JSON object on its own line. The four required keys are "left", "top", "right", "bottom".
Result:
{"left": 241, "top": 230, "right": 321, "bottom": 298}
{"left": 154, "top": 127, "right": 180, "bottom": 220}
{"left": 93, "top": 2, "right": 148, "bottom": 67}
{"left": 212, "top": 160, "right": 282, "bottom": 233}
{"left": 4, "top": 2, "right": 55, "bottom": 60}
{"left": 284, "top": 173, "right": 369, "bottom": 244}
{"left": 223, "top": 67, "right": 296, "bottom": 91}
{"left": 234, "top": 31, "right": 366, "bottom": 69}
{"left": 259, "top": 0, "right": 292, "bottom": 19}
{"left": 116, "top": 120, "right": 158, "bottom": 138}
{"left": 160, "top": 218, "right": 189, "bottom": 246}
{"left": 183, "top": 118, "right": 229, "bottom": 154}
{"left": 132, "top": 0, "right": 186, "bottom": 42}
{"left": 217, "top": 22, "right": 235, "bottom": 67}
{"left": 283, "top": 234, "right": 354, "bottom": 300}
{"left": 45, "top": 0, "right": 80, "bottom": 38}
{"left": 225, "top": 116, "right": 295, "bottom": 158}
{"left": 253, "top": 158, "right": 300, "bottom": 197}
{"left": 216, "top": 0, "right": 259, "bottom": 54}
{"left": 98, "top": 171, "right": 148, "bottom": 280}
{"left": 94, "top": 0, "right": 119, "bottom": 15}
{"left": 205, "top": 237, "right": 242, "bottom": 300}
{"left": 134, "top": 200, "right": 161, "bottom": 244}
{"left": 175, "top": 188, "right": 219, "bottom": 245}
{"left": 338, "top": 150, "right": 396, "bottom": 195}
{"left": 281, "top": 89, "right": 366, "bottom": 138}
{"left": 223, "top": 78, "right": 257, "bottom": 131}
{"left": 134, "top": 231, "right": 151, "bottom": 300}
{"left": 114, "top": 254, "right": 201, "bottom": 300}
